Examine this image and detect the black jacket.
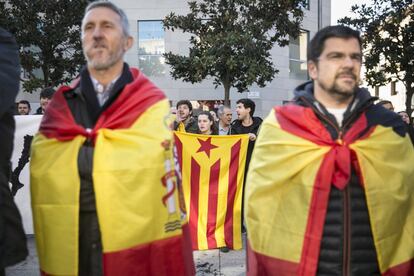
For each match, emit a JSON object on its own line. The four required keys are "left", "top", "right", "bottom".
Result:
{"left": 293, "top": 81, "right": 406, "bottom": 276}
{"left": 0, "top": 28, "right": 28, "bottom": 268}
{"left": 230, "top": 117, "right": 263, "bottom": 172}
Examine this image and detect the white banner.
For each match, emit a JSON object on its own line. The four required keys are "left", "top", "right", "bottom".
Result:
{"left": 10, "top": 115, "right": 42, "bottom": 234}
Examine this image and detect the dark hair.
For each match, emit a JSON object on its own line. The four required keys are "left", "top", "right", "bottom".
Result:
{"left": 308, "top": 25, "right": 362, "bottom": 63}
{"left": 176, "top": 100, "right": 193, "bottom": 112}
{"left": 376, "top": 100, "right": 393, "bottom": 106}
{"left": 236, "top": 98, "right": 255, "bottom": 117}
{"left": 18, "top": 100, "right": 31, "bottom": 109}
{"left": 197, "top": 111, "right": 218, "bottom": 135}
{"left": 40, "top": 87, "right": 55, "bottom": 99}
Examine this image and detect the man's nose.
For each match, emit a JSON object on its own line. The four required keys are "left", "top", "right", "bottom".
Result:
{"left": 342, "top": 56, "right": 355, "bottom": 67}
{"left": 92, "top": 27, "right": 103, "bottom": 38}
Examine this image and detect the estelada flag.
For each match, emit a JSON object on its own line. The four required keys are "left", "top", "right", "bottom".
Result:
{"left": 30, "top": 68, "right": 195, "bottom": 276}
{"left": 245, "top": 106, "right": 414, "bottom": 275}
{"left": 174, "top": 132, "right": 249, "bottom": 250}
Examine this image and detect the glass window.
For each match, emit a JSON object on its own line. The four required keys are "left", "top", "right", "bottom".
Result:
{"left": 138, "top": 20, "right": 165, "bottom": 76}
{"left": 390, "top": 81, "right": 397, "bottom": 95}
{"left": 289, "top": 30, "right": 309, "bottom": 80}
{"left": 305, "top": 0, "right": 310, "bottom": 10}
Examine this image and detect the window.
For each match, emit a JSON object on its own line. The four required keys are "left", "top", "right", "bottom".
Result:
{"left": 138, "top": 20, "right": 165, "bottom": 76}
{"left": 289, "top": 30, "right": 309, "bottom": 80}
{"left": 390, "top": 81, "right": 397, "bottom": 95}
{"left": 305, "top": 0, "right": 310, "bottom": 10}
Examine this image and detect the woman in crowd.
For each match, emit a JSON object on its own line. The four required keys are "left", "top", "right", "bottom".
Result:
{"left": 197, "top": 111, "right": 218, "bottom": 135}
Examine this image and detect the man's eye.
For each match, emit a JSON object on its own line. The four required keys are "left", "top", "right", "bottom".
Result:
{"left": 352, "top": 55, "right": 362, "bottom": 62}
{"left": 330, "top": 54, "right": 342, "bottom": 59}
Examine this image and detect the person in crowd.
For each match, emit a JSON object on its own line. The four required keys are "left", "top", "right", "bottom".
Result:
{"left": 174, "top": 100, "right": 199, "bottom": 133}
{"left": 231, "top": 99, "right": 262, "bottom": 168}
{"left": 245, "top": 25, "right": 414, "bottom": 275}
{"left": 230, "top": 98, "right": 262, "bottom": 233}
{"left": 197, "top": 111, "right": 218, "bottom": 135}
{"left": 17, "top": 100, "right": 31, "bottom": 115}
{"left": 0, "top": 27, "right": 28, "bottom": 275}
{"left": 35, "top": 87, "right": 55, "bottom": 115}
{"left": 217, "top": 105, "right": 232, "bottom": 135}
{"left": 398, "top": 111, "right": 414, "bottom": 145}
{"left": 209, "top": 110, "right": 219, "bottom": 123}
{"left": 377, "top": 99, "right": 394, "bottom": 111}
{"left": 29, "top": 2, "right": 194, "bottom": 275}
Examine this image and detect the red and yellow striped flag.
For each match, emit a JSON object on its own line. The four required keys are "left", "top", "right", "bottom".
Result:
{"left": 174, "top": 132, "right": 249, "bottom": 250}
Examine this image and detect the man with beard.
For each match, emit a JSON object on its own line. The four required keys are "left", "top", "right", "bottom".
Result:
{"left": 30, "top": 2, "right": 194, "bottom": 276}
{"left": 17, "top": 100, "right": 31, "bottom": 115}
{"left": 174, "top": 100, "right": 199, "bottom": 133}
{"left": 245, "top": 25, "right": 414, "bottom": 275}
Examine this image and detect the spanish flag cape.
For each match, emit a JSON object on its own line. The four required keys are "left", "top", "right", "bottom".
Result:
{"left": 30, "top": 68, "right": 194, "bottom": 276}
{"left": 245, "top": 105, "right": 414, "bottom": 276}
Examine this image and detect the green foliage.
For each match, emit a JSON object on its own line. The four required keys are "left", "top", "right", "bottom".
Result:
{"left": 339, "top": 0, "right": 414, "bottom": 115}
{"left": 163, "top": 0, "right": 306, "bottom": 102}
{"left": 0, "top": 0, "right": 91, "bottom": 93}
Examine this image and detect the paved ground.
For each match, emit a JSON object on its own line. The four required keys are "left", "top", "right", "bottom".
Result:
{"left": 6, "top": 235, "right": 247, "bottom": 276}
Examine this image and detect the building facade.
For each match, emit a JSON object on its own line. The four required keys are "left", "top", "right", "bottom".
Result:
{"left": 115, "top": 0, "right": 331, "bottom": 117}
{"left": 17, "top": 0, "right": 331, "bottom": 117}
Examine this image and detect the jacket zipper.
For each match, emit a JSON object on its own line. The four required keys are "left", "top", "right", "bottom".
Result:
{"left": 300, "top": 97, "right": 343, "bottom": 139}
{"left": 343, "top": 185, "right": 351, "bottom": 276}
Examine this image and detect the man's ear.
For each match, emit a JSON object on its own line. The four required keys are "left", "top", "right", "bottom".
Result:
{"left": 124, "top": 36, "right": 133, "bottom": 51}
{"left": 308, "top": 60, "right": 318, "bottom": 80}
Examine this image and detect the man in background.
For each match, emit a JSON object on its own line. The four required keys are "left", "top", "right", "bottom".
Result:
{"left": 174, "top": 100, "right": 199, "bottom": 133}
{"left": 17, "top": 100, "right": 31, "bottom": 115}
{"left": 217, "top": 105, "right": 232, "bottom": 135}
{"left": 35, "top": 87, "right": 55, "bottom": 115}
{"left": 231, "top": 98, "right": 262, "bottom": 175}
{"left": 231, "top": 98, "right": 262, "bottom": 234}
{"left": 377, "top": 99, "right": 394, "bottom": 111}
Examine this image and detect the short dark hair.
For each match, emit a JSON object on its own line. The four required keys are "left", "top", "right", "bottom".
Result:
{"left": 236, "top": 98, "right": 255, "bottom": 117}
{"left": 18, "top": 100, "right": 31, "bottom": 109}
{"left": 176, "top": 100, "right": 193, "bottom": 112}
{"left": 40, "top": 87, "right": 55, "bottom": 99}
{"left": 308, "top": 25, "right": 362, "bottom": 63}
{"left": 377, "top": 100, "right": 393, "bottom": 106}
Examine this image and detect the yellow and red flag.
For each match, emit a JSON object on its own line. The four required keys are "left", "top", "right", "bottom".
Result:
{"left": 30, "top": 68, "right": 194, "bottom": 276}
{"left": 245, "top": 105, "right": 414, "bottom": 276}
{"left": 174, "top": 132, "right": 249, "bottom": 250}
